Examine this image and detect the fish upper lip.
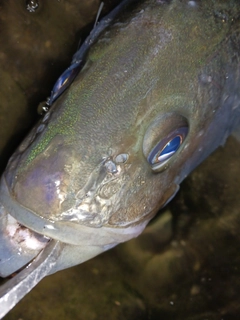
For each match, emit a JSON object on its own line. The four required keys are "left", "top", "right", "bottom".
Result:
{"left": 0, "top": 176, "right": 148, "bottom": 246}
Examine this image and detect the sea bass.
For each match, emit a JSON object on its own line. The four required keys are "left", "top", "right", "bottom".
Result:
{"left": 0, "top": 0, "right": 240, "bottom": 314}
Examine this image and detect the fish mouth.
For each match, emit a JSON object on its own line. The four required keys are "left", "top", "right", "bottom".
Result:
{"left": 0, "top": 175, "right": 149, "bottom": 277}
{"left": 0, "top": 201, "right": 50, "bottom": 277}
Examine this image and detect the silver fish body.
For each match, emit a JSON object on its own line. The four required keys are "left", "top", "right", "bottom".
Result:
{"left": 0, "top": 0, "right": 240, "bottom": 286}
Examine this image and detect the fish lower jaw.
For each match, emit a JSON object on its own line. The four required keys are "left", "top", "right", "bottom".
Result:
{"left": 5, "top": 214, "right": 49, "bottom": 251}
{"left": 0, "top": 204, "right": 50, "bottom": 278}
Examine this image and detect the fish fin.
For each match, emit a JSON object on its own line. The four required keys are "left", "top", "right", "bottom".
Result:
{"left": 94, "top": 2, "right": 104, "bottom": 28}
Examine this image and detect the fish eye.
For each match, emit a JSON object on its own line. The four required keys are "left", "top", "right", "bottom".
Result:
{"left": 48, "top": 63, "right": 82, "bottom": 105}
{"left": 148, "top": 127, "right": 188, "bottom": 168}
{"left": 143, "top": 113, "right": 189, "bottom": 172}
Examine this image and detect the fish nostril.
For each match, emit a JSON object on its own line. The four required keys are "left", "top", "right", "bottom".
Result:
{"left": 104, "top": 159, "right": 118, "bottom": 174}
{"left": 115, "top": 153, "right": 129, "bottom": 163}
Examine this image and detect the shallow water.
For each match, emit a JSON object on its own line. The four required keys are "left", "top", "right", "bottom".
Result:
{"left": 1, "top": 1, "right": 240, "bottom": 319}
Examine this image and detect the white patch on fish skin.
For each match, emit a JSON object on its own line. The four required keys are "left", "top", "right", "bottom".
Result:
{"left": 44, "top": 224, "right": 56, "bottom": 230}
{"left": 199, "top": 74, "right": 212, "bottom": 84}
{"left": 6, "top": 214, "right": 20, "bottom": 237}
{"left": 197, "top": 130, "right": 204, "bottom": 138}
{"left": 151, "top": 28, "right": 173, "bottom": 57}
{"left": 55, "top": 180, "right": 60, "bottom": 187}
{"left": 188, "top": 1, "right": 198, "bottom": 8}
{"left": 17, "top": 228, "right": 45, "bottom": 250}
{"left": 6, "top": 214, "right": 49, "bottom": 251}
{"left": 184, "top": 143, "right": 189, "bottom": 150}
{"left": 78, "top": 203, "right": 90, "bottom": 212}
{"left": 6, "top": 223, "right": 16, "bottom": 237}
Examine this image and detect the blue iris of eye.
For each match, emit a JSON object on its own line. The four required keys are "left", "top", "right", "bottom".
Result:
{"left": 148, "top": 127, "right": 188, "bottom": 167}
{"left": 158, "top": 136, "right": 181, "bottom": 162}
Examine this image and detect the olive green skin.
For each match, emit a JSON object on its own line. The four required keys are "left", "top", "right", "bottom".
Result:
{"left": 1, "top": 0, "right": 240, "bottom": 271}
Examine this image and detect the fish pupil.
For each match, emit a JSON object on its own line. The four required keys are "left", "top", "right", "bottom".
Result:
{"left": 158, "top": 135, "right": 182, "bottom": 162}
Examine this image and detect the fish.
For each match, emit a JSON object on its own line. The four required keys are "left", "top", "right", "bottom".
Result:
{"left": 0, "top": 0, "right": 240, "bottom": 315}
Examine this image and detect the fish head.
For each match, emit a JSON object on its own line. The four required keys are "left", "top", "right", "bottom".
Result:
{"left": 0, "top": 0, "right": 239, "bottom": 274}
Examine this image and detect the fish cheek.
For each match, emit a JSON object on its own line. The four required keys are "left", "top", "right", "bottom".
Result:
{"left": 108, "top": 115, "right": 187, "bottom": 227}
{"left": 107, "top": 162, "right": 175, "bottom": 227}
